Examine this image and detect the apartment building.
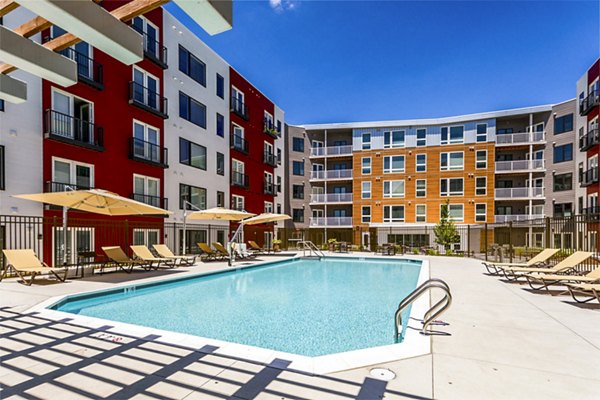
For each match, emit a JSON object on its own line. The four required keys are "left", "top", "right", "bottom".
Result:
{"left": 284, "top": 124, "right": 309, "bottom": 230}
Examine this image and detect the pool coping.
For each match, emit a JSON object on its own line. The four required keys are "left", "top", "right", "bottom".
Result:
{"left": 26, "top": 255, "right": 431, "bottom": 375}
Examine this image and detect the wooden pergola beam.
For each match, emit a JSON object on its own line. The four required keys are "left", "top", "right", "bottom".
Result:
{"left": 0, "top": 0, "right": 18, "bottom": 18}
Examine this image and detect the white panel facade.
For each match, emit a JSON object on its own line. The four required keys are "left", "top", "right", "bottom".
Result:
{"left": 575, "top": 73, "right": 589, "bottom": 213}
{"left": 273, "top": 104, "right": 285, "bottom": 228}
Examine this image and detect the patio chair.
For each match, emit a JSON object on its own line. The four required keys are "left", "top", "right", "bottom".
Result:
{"left": 197, "top": 243, "right": 223, "bottom": 261}
{"left": 130, "top": 245, "right": 176, "bottom": 269}
{"left": 566, "top": 283, "right": 600, "bottom": 304}
{"left": 102, "top": 246, "right": 152, "bottom": 273}
{"left": 212, "top": 242, "right": 230, "bottom": 258}
{"left": 232, "top": 242, "right": 256, "bottom": 259}
{"left": 152, "top": 244, "right": 196, "bottom": 266}
{"left": 482, "top": 248, "right": 559, "bottom": 275}
{"left": 248, "top": 240, "right": 266, "bottom": 255}
{"left": 1, "top": 249, "right": 68, "bottom": 286}
{"left": 524, "top": 264, "right": 600, "bottom": 292}
{"left": 500, "top": 251, "right": 593, "bottom": 282}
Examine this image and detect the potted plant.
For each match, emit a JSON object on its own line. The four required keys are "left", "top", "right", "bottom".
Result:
{"left": 272, "top": 239, "right": 282, "bottom": 252}
{"left": 327, "top": 238, "right": 337, "bottom": 251}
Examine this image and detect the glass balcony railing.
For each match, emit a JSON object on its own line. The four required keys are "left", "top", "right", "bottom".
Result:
{"left": 310, "top": 193, "right": 353, "bottom": 203}
{"left": 494, "top": 187, "right": 545, "bottom": 199}
{"left": 310, "top": 169, "right": 353, "bottom": 180}
{"left": 310, "top": 145, "right": 353, "bottom": 157}
{"left": 309, "top": 217, "right": 353, "bottom": 227}
{"left": 495, "top": 160, "right": 545, "bottom": 173}
{"left": 495, "top": 131, "right": 545, "bottom": 145}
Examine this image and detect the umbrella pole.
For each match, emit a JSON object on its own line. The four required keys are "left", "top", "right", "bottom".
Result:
{"left": 182, "top": 201, "right": 202, "bottom": 255}
{"left": 62, "top": 206, "right": 68, "bottom": 266}
{"left": 228, "top": 221, "right": 245, "bottom": 267}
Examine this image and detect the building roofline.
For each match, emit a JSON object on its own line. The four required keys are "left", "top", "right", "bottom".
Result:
{"left": 298, "top": 103, "right": 559, "bottom": 130}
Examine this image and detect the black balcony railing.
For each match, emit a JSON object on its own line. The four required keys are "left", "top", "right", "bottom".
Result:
{"left": 45, "top": 181, "right": 92, "bottom": 193}
{"left": 230, "top": 134, "right": 249, "bottom": 153}
{"left": 231, "top": 171, "right": 250, "bottom": 189}
{"left": 129, "top": 137, "right": 168, "bottom": 168}
{"left": 62, "top": 47, "right": 103, "bottom": 90}
{"left": 579, "top": 128, "right": 599, "bottom": 151}
{"left": 131, "top": 193, "right": 168, "bottom": 209}
{"left": 264, "top": 181, "right": 276, "bottom": 195}
{"left": 264, "top": 151, "right": 277, "bottom": 167}
{"left": 131, "top": 25, "right": 168, "bottom": 69}
{"left": 582, "top": 205, "right": 600, "bottom": 215}
{"left": 580, "top": 167, "right": 599, "bottom": 187}
{"left": 580, "top": 90, "right": 599, "bottom": 116}
{"left": 44, "top": 109, "right": 104, "bottom": 151}
{"left": 230, "top": 97, "right": 249, "bottom": 120}
{"left": 129, "top": 81, "right": 168, "bottom": 118}
{"left": 263, "top": 119, "right": 278, "bottom": 138}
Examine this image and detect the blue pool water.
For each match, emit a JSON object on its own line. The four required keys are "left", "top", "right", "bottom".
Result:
{"left": 54, "top": 257, "right": 422, "bottom": 356}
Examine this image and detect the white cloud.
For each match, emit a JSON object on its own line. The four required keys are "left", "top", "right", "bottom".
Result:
{"left": 269, "top": 0, "right": 298, "bottom": 13}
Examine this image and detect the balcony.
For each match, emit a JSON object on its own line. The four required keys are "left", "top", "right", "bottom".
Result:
{"left": 264, "top": 181, "right": 276, "bottom": 195}
{"left": 264, "top": 151, "right": 277, "bottom": 167}
{"left": 129, "top": 138, "right": 168, "bottom": 168}
{"left": 310, "top": 193, "right": 353, "bottom": 204}
{"left": 579, "top": 128, "right": 599, "bottom": 151}
{"left": 232, "top": 171, "right": 249, "bottom": 189}
{"left": 231, "top": 134, "right": 249, "bottom": 154}
{"left": 132, "top": 25, "right": 168, "bottom": 69}
{"left": 309, "top": 169, "right": 353, "bottom": 181}
{"left": 230, "top": 97, "right": 249, "bottom": 120}
{"left": 494, "top": 187, "right": 545, "bottom": 200}
{"left": 129, "top": 82, "right": 168, "bottom": 119}
{"left": 309, "top": 217, "right": 353, "bottom": 227}
{"left": 44, "top": 109, "right": 104, "bottom": 151}
{"left": 582, "top": 206, "right": 600, "bottom": 215}
{"left": 580, "top": 167, "right": 599, "bottom": 187}
{"left": 494, "top": 214, "right": 544, "bottom": 223}
{"left": 495, "top": 131, "right": 545, "bottom": 146}
{"left": 310, "top": 145, "right": 353, "bottom": 158}
{"left": 45, "top": 181, "right": 92, "bottom": 193}
{"left": 495, "top": 160, "right": 545, "bottom": 173}
{"left": 263, "top": 119, "right": 278, "bottom": 138}
{"left": 580, "top": 90, "right": 599, "bottom": 116}
{"left": 62, "top": 47, "right": 103, "bottom": 90}
{"left": 131, "top": 193, "right": 168, "bottom": 209}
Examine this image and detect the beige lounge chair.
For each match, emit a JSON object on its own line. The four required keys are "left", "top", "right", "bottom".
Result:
{"left": 197, "top": 243, "right": 222, "bottom": 261}
{"left": 1, "top": 249, "right": 67, "bottom": 286}
{"left": 130, "top": 245, "right": 176, "bottom": 268}
{"left": 102, "top": 246, "right": 150, "bottom": 273}
{"left": 212, "top": 242, "right": 230, "bottom": 258}
{"left": 152, "top": 244, "right": 196, "bottom": 266}
{"left": 566, "top": 283, "right": 600, "bottom": 304}
{"left": 525, "top": 264, "right": 600, "bottom": 292}
{"left": 482, "top": 248, "right": 559, "bottom": 275}
{"left": 500, "top": 251, "right": 593, "bottom": 282}
{"left": 248, "top": 240, "right": 266, "bottom": 254}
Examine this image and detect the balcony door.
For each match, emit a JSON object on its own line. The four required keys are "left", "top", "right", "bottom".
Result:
{"left": 134, "top": 175, "right": 160, "bottom": 207}
{"left": 52, "top": 91, "right": 72, "bottom": 138}
{"left": 232, "top": 159, "right": 245, "bottom": 186}
{"left": 133, "top": 67, "right": 159, "bottom": 109}
{"left": 232, "top": 124, "right": 244, "bottom": 149}
{"left": 52, "top": 158, "right": 93, "bottom": 191}
{"left": 231, "top": 86, "right": 244, "bottom": 114}
{"left": 133, "top": 121, "right": 160, "bottom": 162}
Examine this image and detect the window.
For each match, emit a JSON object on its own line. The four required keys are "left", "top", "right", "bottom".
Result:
{"left": 293, "top": 137, "right": 304, "bottom": 152}
{"left": 416, "top": 128, "right": 426, "bottom": 146}
{"left": 231, "top": 86, "right": 245, "bottom": 115}
{"left": 293, "top": 161, "right": 304, "bottom": 176}
{"left": 264, "top": 111, "right": 274, "bottom": 132}
{"left": 276, "top": 148, "right": 282, "bottom": 165}
{"left": 362, "top": 206, "right": 371, "bottom": 223}
{"left": 497, "top": 128, "right": 514, "bottom": 135}
{"left": 0, "top": 99, "right": 4, "bottom": 112}
{"left": 554, "top": 114, "right": 573, "bottom": 134}
{"left": 362, "top": 133, "right": 371, "bottom": 150}
{"left": 553, "top": 143, "right": 573, "bottom": 163}
{"left": 217, "top": 191, "right": 225, "bottom": 207}
{"left": 475, "top": 204, "right": 486, "bottom": 222}
{"left": 292, "top": 208, "right": 304, "bottom": 222}
{"left": 216, "top": 73, "right": 225, "bottom": 99}
{"left": 476, "top": 150, "right": 487, "bottom": 169}
{"left": 216, "top": 113, "right": 224, "bottom": 137}
{"left": 216, "top": 152, "right": 225, "bottom": 175}
{"left": 179, "top": 138, "right": 206, "bottom": 170}
{"left": 553, "top": 203, "right": 573, "bottom": 218}
{"left": 132, "top": 16, "right": 160, "bottom": 59}
{"left": 133, "top": 174, "right": 160, "bottom": 207}
{"left": 416, "top": 204, "right": 426, "bottom": 222}
{"left": 232, "top": 195, "right": 244, "bottom": 211}
{"left": 441, "top": 126, "right": 464, "bottom": 144}
{"left": 132, "top": 67, "right": 160, "bottom": 110}
{"left": 476, "top": 124, "right": 487, "bottom": 142}
{"left": 445, "top": 204, "right": 464, "bottom": 222}
{"left": 362, "top": 157, "right": 371, "bottom": 174}
{"left": 384, "top": 155, "right": 405, "bottom": 173}
{"left": 416, "top": 179, "right": 426, "bottom": 197}
{"left": 440, "top": 178, "right": 464, "bottom": 196}
{"left": 179, "top": 92, "right": 206, "bottom": 128}
{"left": 384, "top": 130, "right": 405, "bottom": 148}
{"left": 475, "top": 177, "right": 487, "bottom": 196}
{"left": 361, "top": 181, "right": 371, "bottom": 199}
{"left": 264, "top": 201, "right": 273, "bottom": 213}
{"left": 277, "top": 120, "right": 282, "bottom": 135}
{"left": 440, "top": 152, "right": 464, "bottom": 170}
{"left": 553, "top": 173, "right": 573, "bottom": 192}
{"left": 384, "top": 205, "right": 405, "bottom": 223}
{"left": 178, "top": 45, "right": 206, "bottom": 86}
{"left": 277, "top": 204, "right": 282, "bottom": 214}
{"left": 133, "top": 229, "right": 159, "bottom": 247}
{"left": 292, "top": 184, "right": 304, "bottom": 199}
{"left": 383, "top": 180, "right": 405, "bottom": 198}
{"left": 132, "top": 120, "right": 160, "bottom": 163}
{"left": 180, "top": 184, "right": 206, "bottom": 210}
{"left": 52, "top": 158, "right": 93, "bottom": 190}
{"left": 0, "top": 145, "right": 4, "bottom": 190}
{"left": 416, "top": 154, "right": 426, "bottom": 172}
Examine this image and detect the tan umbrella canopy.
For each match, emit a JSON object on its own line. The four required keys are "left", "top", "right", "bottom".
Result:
{"left": 186, "top": 207, "right": 255, "bottom": 221}
{"left": 242, "top": 213, "right": 291, "bottom": 225}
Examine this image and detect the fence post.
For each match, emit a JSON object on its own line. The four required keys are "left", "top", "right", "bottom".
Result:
{"left": 484, "top": 223, "right": 488, "bottom": 261}
{"left": 467, "top": 224, "right": 471, "bottom": 257}
{"left": 508, "top": 221, "right": 513, "bottom": 264}
{"left": 124, "top": 220, "right": 129, "bottom": 254}
{"left": 545, "top": 217, "right": 551, "bottom": 249}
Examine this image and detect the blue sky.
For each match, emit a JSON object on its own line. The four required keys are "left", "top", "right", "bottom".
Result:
{"left": 165, "top": 1, "right": 600, "bottom": 125}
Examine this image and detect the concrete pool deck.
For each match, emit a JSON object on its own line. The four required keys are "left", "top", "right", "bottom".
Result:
{"left": 1, "top": 254, "right": 599, "bottom": 399}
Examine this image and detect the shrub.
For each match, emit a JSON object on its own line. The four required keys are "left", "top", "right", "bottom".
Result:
{"left": 413, "top": 248, "right": 420, "bottom": 255}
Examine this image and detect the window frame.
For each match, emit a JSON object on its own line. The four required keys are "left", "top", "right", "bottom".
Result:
{"left": 179, "top": 137, "right": 207, "bottom": 170}
{"left": 362, "top": 157, "right": 372, "bottom": 175}
{"left": 476, "top": 123, "right": 487, "bottom": 142}
{"left": 475, "top": 150, "right": 487, "bottom": 169}
{"left": 383, "top": 130, "right": 405, "bottom": 149}
{"left": 178, "top": 45, "right": 206, "bottom": 86}
{"left": 361, "top": 181, "right": 371, "bottom": 199}
{"left": 179, "top": 183, "right": 206, "bottom": 210}
{"left": 415, "top": 179, "right": 426, "bottom": 197}
{"left": 553, "top": 143, "right": 573, "bottom": 163}
{"left": 415, "top": 204, "right": 426, "bottom": 222}
{"left": 292, "top": 160, "right": 304, "bottom": 176}
{"left": 440, "top": 151, "right": 464, "bottom": 171}
{"left": 384, "top": 155, "right": 405, "bottom": 173}
{"left": 179, "top": 91, "right": 207, "bottom": 128}
{"left": 445, "top": 204, "right": 464, "bottom": 222}
{"left": 475, "top": 203, "right": 487, "bottom": 222}
{"left": 440, "top": 178, "right": 464, "bottom": 196}
{"left": 416, "top": 154, "right": 427, "bottom": 172}
{"left": 361, "top": 206, "right": 371, "bottom": 223}
{"left": 416, "top": 128, "right": 427, "bottom": 147}
{"left": 383, "top": 205, "right": 405, "bottom": 223}
{"left": 475, "top": 176, "right": 487, "bottom": 196}
{"left": 441, "top": 125, "right": 464, "bottom": 145}
{"left": 362, "top": 132, "right": 371, "bottom": 150}
{"left": 383, "top": 180, "right": 405, "bottom": 198}
{"left": 292, "top": 137, "right": 305, "bottom": 152}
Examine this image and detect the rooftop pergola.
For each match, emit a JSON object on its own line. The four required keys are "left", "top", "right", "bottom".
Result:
{"left": 0, "top": 0, "right": 232, "bottom": 104}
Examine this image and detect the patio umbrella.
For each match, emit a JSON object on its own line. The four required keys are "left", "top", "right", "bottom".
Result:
{"left": 13, "top": 189, "right": 171, "bottom": 264}
{"left": 242, "top": 213, "right": 291, "bottom": 225}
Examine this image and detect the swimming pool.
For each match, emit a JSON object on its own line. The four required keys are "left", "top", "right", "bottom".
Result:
{"left": 52, "top": 257, "right": 422, "bottom": 357}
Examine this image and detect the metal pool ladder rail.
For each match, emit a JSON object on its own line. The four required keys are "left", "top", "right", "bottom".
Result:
{"left": 299, "top": 241, "right": 325, "bottom": 258}
{"left": 394, "top": 278, "right": 452, "bottom": 342}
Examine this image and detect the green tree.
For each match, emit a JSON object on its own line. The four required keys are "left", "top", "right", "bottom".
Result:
{"left": 434, "top": 200, "right": 460, "bottom": 253}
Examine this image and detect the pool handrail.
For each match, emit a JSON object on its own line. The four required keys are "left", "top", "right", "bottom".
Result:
{"left": 299, "top": 241, "right": 325, "bottom": 257}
